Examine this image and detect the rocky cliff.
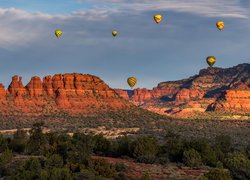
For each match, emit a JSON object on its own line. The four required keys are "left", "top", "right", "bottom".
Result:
{"left": 0, "top": 73, "right": 131, "bottom": 116}
{"left": 115, "top": 63, "right": 250, "bottom": 117}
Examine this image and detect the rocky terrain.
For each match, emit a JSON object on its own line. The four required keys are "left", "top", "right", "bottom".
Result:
{"left": 0, "top": 64, "right": 249, "bottom": 126}
{"left": 0, "top": 73, "right": 132, "bottom": 117}
{"left": 115, "top": 63, "right": 250, "bottom": 118}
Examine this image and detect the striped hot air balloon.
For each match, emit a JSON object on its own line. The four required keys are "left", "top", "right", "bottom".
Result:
{"left": 127, "top": 77, "right": 137, "bottom": 88}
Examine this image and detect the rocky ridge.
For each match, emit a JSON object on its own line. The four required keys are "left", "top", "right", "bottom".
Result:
{"left": 115, "top": 63, "right": 250, "bottom": 118}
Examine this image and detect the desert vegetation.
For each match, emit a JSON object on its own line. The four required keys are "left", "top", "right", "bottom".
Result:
{"left": 0, "top": 122, "right": 249, "bottom": 179}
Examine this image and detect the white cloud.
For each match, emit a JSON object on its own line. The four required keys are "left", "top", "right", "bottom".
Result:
{"left": 76, "top": 0, "right": 250, "bottom": 19}
{"left": 0, "top": 8, "right": 111, "bottom": 50}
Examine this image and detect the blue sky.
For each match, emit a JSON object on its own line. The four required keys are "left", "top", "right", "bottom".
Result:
{"left": 0, "top": 0, "right": 249, "bottom": 89}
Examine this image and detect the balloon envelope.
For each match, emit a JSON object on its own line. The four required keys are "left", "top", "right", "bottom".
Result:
{"left": 127, "top": 77, "right": 137, "bottom": 88}
{"left": 216, "top": 21, "right": 224, "bottom": 30}
{"left": 112, "top": 30, "right": 118, "bottom": 37}
{"left": 154, "top": 14, "right": 162, "bottom": 24}
{"left": 55, "top": 29, "right": 63, "bottom": 38}
{"left": 206, "top": 56, "right": 216, "bottom": 67}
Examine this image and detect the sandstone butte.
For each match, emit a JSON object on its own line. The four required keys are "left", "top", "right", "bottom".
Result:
{"left": 115, "top": 63, "right": 250, "bottom": 117}
{"left": 0, "top": 73, "right": 132, "bottom": 116}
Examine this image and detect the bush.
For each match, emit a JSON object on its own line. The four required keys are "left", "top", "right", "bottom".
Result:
{"left": 116, "top": 136, "right": 132, "bottom": 157}
{"left": 49, "top": 168, "right": 73, "bottom": 180}
{"left": 224, "top": 152, "right": 250, "bottom": 179}
{"left": 115, "top": 163, "right": 127, "bottom": 172}
{"left": 0, "top": 135, "right": 9, "bottom": 152}
{"left": 214, "top": 135, "right": 232, "bottom": 153}
{"left": 131, "top": 136, "right": 158, "bottom": 163}
{"left": 74, "top": 169, "right": 95, "bottom": 180}
{"left": 0, "top": 149, "right": 13, "bottom": 176}
{"left": 27, "top": 122, "right": 48, "bottom": 155}
{"left": 90, "top": 158, "right": 118, "bottom": 179}
{"left": 140, "top": 172, "right": 151, "bottom": 180}
{"left": 162, "top": 133, "right": 184, "bottom": 162}
{"left": 0, "top": 149, "right": 13, "bottom": 167}
{"left": 45, "top": 154, "right": 64, "bottom": 169}
{"left": 93, "top": 134, "right": 111, "bottom": 155}
{"left": 201, "top": 168, "right": 232, "bottom": 180}
{"left": 183, "top": 149, "right": 202, "bottom": 167}
{"left": 116, "top": 172, "right": 127, "bottom": 180}
{"left": 185, "top": 139, "right": 218, "bottom": 167}
{"left": 24, "top": 157, "right": 42, "bottom": 173}
{"left": 10, "top": 129, "right": 28, "bottom": 153}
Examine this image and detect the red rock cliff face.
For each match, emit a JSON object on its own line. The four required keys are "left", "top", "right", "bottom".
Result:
{"left": 0, "top": 73, "right": 131, "bottom": 115}
{"left": 208, "top": 78, "right": 250, "bottom": 113}
{"left": 208, "top": 90, "right": 250, "bottom": 113}
{"left": 174, "top": 88, "right": 205, "bottom": 102}
{"left": 115, "top": 63, "right": 250, "bottom": 117}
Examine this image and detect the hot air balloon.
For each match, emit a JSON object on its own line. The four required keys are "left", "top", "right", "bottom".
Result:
{"left": 154, "top": 14, "right": 162, "bottom": 24}
{"left": 112, "top": 30, "right": 118, "bottom": 37}
{"left": 216, "top": 21, "right": 224, "bottom": 30}
{"left": 55, "top": 29, "right": 63, "bottom": 38}
{"left": 206, "top": 56, "right": 216, "bottom": 67}
{"left": 127, "top": 77, "right": 137, "bottom": 88}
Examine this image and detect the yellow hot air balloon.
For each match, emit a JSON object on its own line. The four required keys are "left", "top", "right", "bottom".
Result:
{"left": 55, "top": 29, "right": 63, "bottom": 38}
{"left": 206, "top": 56, "right": 216, "bottom": 67}
{"left": 127, "top": 77, "right": 137, "bottom": 88}
{"left": 216, "top": 21, "right": 224, "bottom": 30}
{"left": 112, "top": 30, "right": 118, "bottom": 37}
{"left": 154, "top": 14, "right": 162, "bottom": 24}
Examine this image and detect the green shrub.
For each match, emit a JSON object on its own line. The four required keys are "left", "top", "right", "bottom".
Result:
{"left": 90, "top": 158, "right": 118, "bottom": 179}
{"left": 116, "top": 136, "right": 133, "bottom": 157}
{"left": 131, "top": 136, "right": 158, "bottom": 163}
{"left": 45, "top": 154, "right": 64, "bottom": 168}
{"left": 224, "top": 152, "right": 250, "bottom": 180}
{"left": 49, "top": 168, "right": 73, "bottom": 180}
{"left": 183, "top": 149, "right": 202, "bottom": 167}
{"left": 0, "top": 149, "right": 13, "bottom": 167}
{"left": 93, "top": 134, "right": 111, "bottom": 155}
{"left": 201, "top": 168, "right": 232, "bottom": 180}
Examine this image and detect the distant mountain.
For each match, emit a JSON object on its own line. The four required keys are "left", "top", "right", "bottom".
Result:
{"left": 115, "top": 63, "right": 250, "bottom": 118}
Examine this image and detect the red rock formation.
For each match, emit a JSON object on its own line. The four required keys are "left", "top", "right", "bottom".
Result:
{"left": 43, "top": 75, "right": 54, "bottom": 96}
{"left": 8, "top": 75, "right": 27, "bottom": 96}
{"left": 208, "top": 90, "right": 250, "bottom": 113}
{"left": 26, "top": 76, "right": 43, "bottom": 97}
{"left": 0, "top": 73, "right": 130, "bottom": 116}
{"left": 114, "top": 89, "right": 129, "bottom": 99}
{"left": 55, "top": 88, "right": 71, "bottom": 108}
{"left": 132, "top": 88, "right": 153, "bottom": 101}
{"left": 175, "top": 88, "right": 205, "bottom": 102}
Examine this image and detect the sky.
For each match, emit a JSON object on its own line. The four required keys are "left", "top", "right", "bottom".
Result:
{"left": 0, "top": 0, "right": 249, "bottom": 89}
